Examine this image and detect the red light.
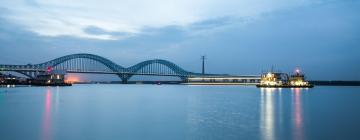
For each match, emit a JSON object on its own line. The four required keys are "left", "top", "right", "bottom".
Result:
{"left": 47, "top": 66, "right": 53, "bottom": 73}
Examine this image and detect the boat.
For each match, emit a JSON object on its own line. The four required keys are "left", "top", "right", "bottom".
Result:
{"left": 288, "top": 68, "right": 313, "bottom": 88}
{"left": 256, "top": 68, "right": 314, "bottom": 88}
{"left": 30, "top": 69, "right": 72, "bottom": 86}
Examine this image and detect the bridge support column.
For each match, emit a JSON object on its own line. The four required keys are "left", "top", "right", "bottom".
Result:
{"left": 118, "top": 74, "right": 131, "bottom": 84}
{"left": 121, "top": 78, "right": 128, "bottom": 84}
{"left": 180, "top": 76, "right": 188, "bottom": 83}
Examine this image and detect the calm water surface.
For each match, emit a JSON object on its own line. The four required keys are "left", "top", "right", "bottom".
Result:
{"left": 0, "top": 85, "right": 359, "bottom": 140}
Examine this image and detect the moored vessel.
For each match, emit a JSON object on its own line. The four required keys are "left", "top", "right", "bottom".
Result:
{"left": 288, "top": 68, "right": 313, "bottom": 88}
{"left": 256, "top": 68, "right": 313, "bottom": 88}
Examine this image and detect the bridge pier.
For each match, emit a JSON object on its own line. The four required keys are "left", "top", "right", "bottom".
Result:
{"left": 180, "top": 76, "right": 188, "bottom": 82}
{"left": 121, "top": 78, "right": 128, "bottom": 84}
{"left": 118, "top": 74, "right": 131, "bottom": 84}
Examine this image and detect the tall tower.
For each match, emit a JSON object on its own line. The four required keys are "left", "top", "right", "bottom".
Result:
{"left": 201, "top": 55, "right": 206, "bottom": 75}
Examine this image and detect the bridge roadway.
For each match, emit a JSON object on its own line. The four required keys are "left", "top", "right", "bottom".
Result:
{"left": 0, "top": 68, "right": 189, "bottom": 76}
{"left": 0, "top": 53, "right": 260, "bottom": 83}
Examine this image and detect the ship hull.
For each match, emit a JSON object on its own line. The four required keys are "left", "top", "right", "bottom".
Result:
{"left": 256, "top": 84, "right": 314, "bottom": 88}
{"left": 31, "top": 83, "right": 72, "bottom": 86}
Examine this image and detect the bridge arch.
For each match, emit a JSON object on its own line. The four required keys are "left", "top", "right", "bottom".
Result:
{"left": 123, "top": 59, "right": 193, "bottom": 81}
{"left": 128, "top": 59, "right": 190, "bottom": 75}
{"left": 6, "top": 71, "right": 35, "bottom": 79}
{"left": 37, "top": 53, "right": 126, "bottom": 72}
{"left": 0, "top": 54, "right": 198, "bottom": 82}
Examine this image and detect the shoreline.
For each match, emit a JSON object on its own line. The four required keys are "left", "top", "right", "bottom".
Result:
{"left": 1, "top": 80, "right": 360, "bottom": 87}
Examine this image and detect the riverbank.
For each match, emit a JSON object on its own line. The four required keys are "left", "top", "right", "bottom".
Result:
{"left": 310, "top": 81, "right": 360, "bottom": 86}
{"left": 1, "top": 80, "right": 360, "bottom": 86}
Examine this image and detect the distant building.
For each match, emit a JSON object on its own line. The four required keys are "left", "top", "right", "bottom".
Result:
{"left": 186, "top": 76, "right": 261, "bottom": 85}
{"left": 0, "top": 73, "right": 20, "bottom": 85}
{"left": 0, "top": 73, "right": 4, "bottom": 84}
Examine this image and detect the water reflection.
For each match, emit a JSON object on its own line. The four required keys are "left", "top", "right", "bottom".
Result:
{"left": 260, "top": 88, "right": 306, "bottom": 140}
{"left": 292, "top": 88, "right": 304, "bottom": 140}
{"left": 42, "top": 88, "right": 52, "bottom": 140}
{"left": 55, "top": 87, "right": 60, "bottom": 113}
{"left": 260, "top": 88, "right": 279, "bottom": 140}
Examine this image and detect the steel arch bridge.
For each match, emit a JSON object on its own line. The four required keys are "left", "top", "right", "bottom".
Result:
{"left": 0, "top": 53, "right": 202, "bottom": 82}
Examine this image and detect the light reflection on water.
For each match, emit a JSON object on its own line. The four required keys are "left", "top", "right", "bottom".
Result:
{"left": 292, "top": 88, "right": 304, "bottom": 140}
{"left": 260, "top": 88, "right": 276, "bottom": 140}
{"left": 42, "top": 88, "right": 52, "bottom": 140}
{"left": 42, "top": 87, "right": 61, "bottom": 140}
{"left": 260, "top": 88, "right": 307, "bottom": 140}
{"left": 1, "top": 85, "right": 359, "bottom": 140}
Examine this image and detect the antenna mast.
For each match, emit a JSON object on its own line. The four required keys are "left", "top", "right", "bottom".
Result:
{"left": 201, "top": 55, "right": 206, "bottom": 75}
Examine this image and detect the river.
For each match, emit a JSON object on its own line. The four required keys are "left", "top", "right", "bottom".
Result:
{"left": 0, "top": 85, "right": 359, "bottom": 140}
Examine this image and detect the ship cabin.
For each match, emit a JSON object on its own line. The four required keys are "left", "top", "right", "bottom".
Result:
{"left": 33, "top": 70, "right": 67, "bottom": 85}
{"left": 259, "top": 72, "right": 289, "bottom": 86}
{"left": 289, "top": 69, "right": 310, "bottom": 86}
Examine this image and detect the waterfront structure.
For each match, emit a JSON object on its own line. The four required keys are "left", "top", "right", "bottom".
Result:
{"left": 289, "top": 69, "right": 310, "bottom": 86}
{"left": 0, "top": 73, "right": 4, "bottom": 84}
{"left": 30, "top": 70, "right": 70, "bottom": 86}
{"left": 201, "top": 55, "right": 206, "bottom": 75}
{"left": 258, "top": 72, "right": 288, "bottom": 86}
{"left": 0, "top": 73, "right": 23, "bottom": 85}
{"left": 256, "top": 69, "right": 313, "bottom": 88}
{"left": 186, "top": 76, "right": 260, "bottom": 85}
{"left": 0, "top": 53, "right": 260, "bottom": 83}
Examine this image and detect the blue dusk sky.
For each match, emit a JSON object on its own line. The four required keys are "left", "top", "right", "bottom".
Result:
{"left": 0, "top": 0, "right": 359, "bottom": 80}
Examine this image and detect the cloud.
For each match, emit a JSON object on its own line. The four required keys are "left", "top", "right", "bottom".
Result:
{"left": 0, "top": 0, "right": 314, "bottom": 40}
{"left": 83, "top": 26, "right": 134, "bottom": 40}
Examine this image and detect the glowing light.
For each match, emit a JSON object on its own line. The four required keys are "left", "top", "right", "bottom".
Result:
{"left": 290, "top": 80, "right": 309, "bottom": 86}
{"left": 295, "top": 68, "right": 300, "bottom": 74}
{"left": 47, "top": 66, "right": 53, "bottom": 73}
{"left": 65, "top": 75, "right": 80, "bottom": 83}
{"left": 266, "top": 73, "right": 273, "bottom": 78}
{"left": 259, "top": 72, "right": 282, "bottom": 86}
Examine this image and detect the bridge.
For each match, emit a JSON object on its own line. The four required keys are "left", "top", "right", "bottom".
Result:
{"left": 0, "top": 53, "right": 260, "bottom": 83}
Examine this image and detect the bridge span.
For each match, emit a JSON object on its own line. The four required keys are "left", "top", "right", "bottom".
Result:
{"left": 0, "top": 53, "right": 259, "bottom": 83}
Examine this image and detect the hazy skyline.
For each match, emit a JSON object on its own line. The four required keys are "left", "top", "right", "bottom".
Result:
{"left": 0, "top": 0, "right": 359, "bottom": 80}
